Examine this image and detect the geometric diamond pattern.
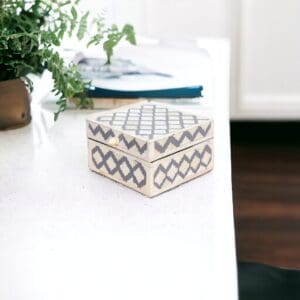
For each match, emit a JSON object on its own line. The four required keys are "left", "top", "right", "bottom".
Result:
{"left": 96, "top": 103, "right": 207, "bottom": 140}
{"left": 154, "top": 123, "right": 212, "bottom": 153}
{"left": 89, "top": 123, "right": 148, "bottom": 155}
{"left": 153, "top": 144, "right": 212, "bottom": 189}
{"left": 88, "top": 123, "right": 114, "bottom": 139}
{"left": 91, "top": 145, "right": 147, "bottom": 188}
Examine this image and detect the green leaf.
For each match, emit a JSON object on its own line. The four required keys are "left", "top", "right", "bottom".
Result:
{"left": 77, "top": 11, "right": 89, "bottom": 40}
{"left": 123, "top": 24, "right": 136, "bottom": 45}
{"left": 58, "top": 22, "right": 67, "bottom": 39}
{"left": 71, "top": 6, "right": 77, "bottom": 20}
{"left": 103, "top": 39, "right": 115, "bottom": 64}
{"left": 87, "top": 33, "right": 103, "bottom": 47}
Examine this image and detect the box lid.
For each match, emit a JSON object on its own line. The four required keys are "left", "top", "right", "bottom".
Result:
{"left": 87, "top": 102, "right": 213, "bottom": 162}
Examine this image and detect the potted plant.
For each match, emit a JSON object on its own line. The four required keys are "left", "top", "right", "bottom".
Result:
{"left": 0, "top": 0, "right": 136, "bottom": 129}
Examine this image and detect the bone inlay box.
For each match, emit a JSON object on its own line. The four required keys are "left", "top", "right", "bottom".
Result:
{"left": 86, "top": 102, "right": 214, "bottom": 197}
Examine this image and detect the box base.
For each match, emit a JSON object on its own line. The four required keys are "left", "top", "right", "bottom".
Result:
{"left": 88, "top": 138, "right": 214, "bottom": 197}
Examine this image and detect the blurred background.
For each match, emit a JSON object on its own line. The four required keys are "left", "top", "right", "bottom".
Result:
{"left": 93, "top": 0, "right": 300, "bottom": 119}
{"left": 97, "top": 0, "right": 300, "bottom": 268}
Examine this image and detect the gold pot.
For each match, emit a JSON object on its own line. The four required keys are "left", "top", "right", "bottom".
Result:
{"left": 0, "top": 79, "right": 31, "bottom": 130}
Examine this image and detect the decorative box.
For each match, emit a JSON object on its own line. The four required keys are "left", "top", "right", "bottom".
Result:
{"left": 86, "top": 102, "right": 213, "bottom": 197}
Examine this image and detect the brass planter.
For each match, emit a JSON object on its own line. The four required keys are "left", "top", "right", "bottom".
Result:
{"left": 0, "top": 79, "right": 31, "bottom": 130}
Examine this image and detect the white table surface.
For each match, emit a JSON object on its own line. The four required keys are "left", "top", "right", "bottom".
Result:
{"left": 0, "top": 39, "right": 237, "bottom": 300}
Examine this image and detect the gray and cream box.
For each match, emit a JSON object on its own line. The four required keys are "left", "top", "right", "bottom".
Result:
{"left": 86, "top": 102, "right": 214, "bottom": 197}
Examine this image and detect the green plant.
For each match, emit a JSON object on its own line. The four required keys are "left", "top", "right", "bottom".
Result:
{"left": 88, "top": 19, "right": 136, "bottom": 65}
{"left": 0, "top": 0, "right": 136, "bottom": 120}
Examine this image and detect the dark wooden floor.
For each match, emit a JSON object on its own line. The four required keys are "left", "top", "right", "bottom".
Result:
{"left": 231, "top": 122, "right": 300, "bottom": 269}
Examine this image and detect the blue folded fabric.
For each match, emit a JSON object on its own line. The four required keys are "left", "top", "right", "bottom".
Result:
{"left": 86, "top": 85, "right": 203, "bottom": 98}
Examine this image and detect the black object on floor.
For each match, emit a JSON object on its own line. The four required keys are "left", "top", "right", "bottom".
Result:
{"left": 238, "top": 262, "right": 300, "bottom": 300}
{"left": 231, "top": 121, "right": 300, "bottom": 144}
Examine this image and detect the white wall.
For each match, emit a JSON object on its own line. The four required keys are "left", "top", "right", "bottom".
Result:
{"left": 233, "top": 0, "right": 300, "bottom": 119}
{"left": 112, "top": 0, "right": 232, "bottom": 39}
